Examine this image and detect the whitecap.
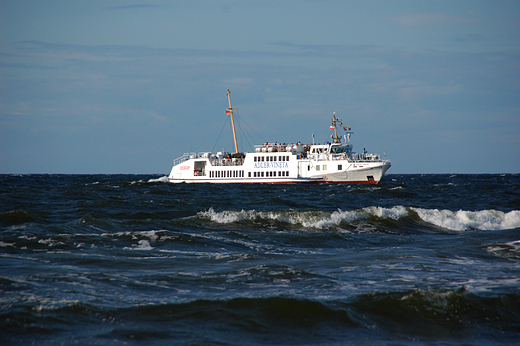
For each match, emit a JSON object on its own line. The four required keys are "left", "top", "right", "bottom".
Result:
{"left": 363, "top": 206, "right": 408, "bottom": 220}
{"left": 124, "top": 239, "right": 153, "bottom": 251}
{"left": 197, "top": 206, "right": 412, "bottom": 229}
{"left": 148, "top": 176, "right": 169, "bottom": 183}
{"left": 412, "top": 208, "right": 520, "bottom": 231}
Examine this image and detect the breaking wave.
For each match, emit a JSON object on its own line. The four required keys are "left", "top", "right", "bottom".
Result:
{"left": 411, "top": 208, "right": 520, "bottom": 231}
{"left": 197, "top": 206, "right": 520, "bottom": 231}
{"left": 147, "top": 176, "right": 169, "bottom": 183}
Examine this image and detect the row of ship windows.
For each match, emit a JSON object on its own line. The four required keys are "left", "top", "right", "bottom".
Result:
{"left": 210, "top": 170, "right": 245, "bottom": 178}
{"left": 253, "top": 171, "right": 289, "bottom": 177}
{"left": 254, "top": 155, "right": 289, "bottom": 162}
{"left": 208, "top": 170, "right": 290, "bottom": 178}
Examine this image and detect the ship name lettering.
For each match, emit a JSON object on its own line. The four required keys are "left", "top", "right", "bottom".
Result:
{"left": 253, "top": 162, "right": 289, "bottom": 169}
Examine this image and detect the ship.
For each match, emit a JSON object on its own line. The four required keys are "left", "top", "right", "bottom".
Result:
{"left": 168, "top": 90, "right": 391, "bottom": 184}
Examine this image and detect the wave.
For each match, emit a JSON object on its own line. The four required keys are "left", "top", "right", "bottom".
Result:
{"left": 411, "top": 208, "right": 520, "bottom": 231}
{"left": 196, "top": 206, "right": 407, "bottom": 229}
{"left": 147, "top": 176, "right": 169, "bottom": 183}
{"left": 196, "top": 206, "right": 520, "bottom": 231}
{"left": 3, "top": 288, "right": 519, "bottom": 344}
{"left": 0, "top": 210, "right": 39, "bottom": 225}
{"left": 487, "top": 240, "right": 520, "bottom": 259}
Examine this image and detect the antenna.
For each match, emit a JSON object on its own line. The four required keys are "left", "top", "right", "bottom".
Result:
{"left": 331, "top": 112, "right": 342, "bottom": 143}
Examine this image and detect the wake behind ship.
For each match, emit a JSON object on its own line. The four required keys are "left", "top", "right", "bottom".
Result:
{"left": 168, "top": 90, "right": 391, "bottom": 184}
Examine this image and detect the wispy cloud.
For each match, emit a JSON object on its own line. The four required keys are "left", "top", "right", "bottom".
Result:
{"left": 388, "top": 13, "right": 476, "bottom": 27}
{"left": 108, "top": 4, "right": 166, "bottom": 10}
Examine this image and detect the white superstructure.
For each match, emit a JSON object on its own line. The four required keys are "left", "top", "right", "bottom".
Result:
{"left": 168, "top": 91, "right": 391, "bottom": 184}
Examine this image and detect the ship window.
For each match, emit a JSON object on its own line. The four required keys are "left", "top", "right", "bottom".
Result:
{"left": 254, "top": 156, "right": 257, "bottom": 162}
{"left": 286, "top": 171, "right": 289, "bottom": 176}
{"left": 249, "top": 172, "right": 251, "bottom": 177}
{"left": 261, "top": 156, "right": 265, "bottom": 162}
{"left": 316, "top": 165, "right": 320, "bottom": 171}
{"left": 338, "top": 165, "right": 342, "bottom": 170}
{"left": 274, "top": 156, "right": 277, "bottom": 161}
{"left": 261, "top": 172, "right": 264, "bottom": 177}
{"left": 270, "top": 156, "right": 274, "bottom": 162}
{"left": 278, "top": 171, "right": 281, "bottom": 176}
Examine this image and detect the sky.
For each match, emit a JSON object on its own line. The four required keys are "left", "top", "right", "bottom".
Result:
{"left": 1, "top": 0, "right": 519, "bottom": 174}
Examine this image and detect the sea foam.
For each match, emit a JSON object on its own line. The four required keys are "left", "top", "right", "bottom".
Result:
{"left": 412, "top": 208, "right": 520, "bottom": 231}
{"left": 198, "top": 207, "right": 520, "bottom": 231}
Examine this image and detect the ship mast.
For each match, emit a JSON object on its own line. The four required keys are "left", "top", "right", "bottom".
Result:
{"left": 226, "top": 89, "right": 239, "bottom": 154}
{"left": 331, "top": 112, "right": 342, "bottom": 144}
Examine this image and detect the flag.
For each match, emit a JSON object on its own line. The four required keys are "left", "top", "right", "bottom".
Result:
{"left": 329, "top": 126, "right": 334, "bottom": 129}
{"left": 226, "top": 110, "right": 232, "bottom": 115}
{"left": 343, "top": 126, "right": 351, "bottom": 130}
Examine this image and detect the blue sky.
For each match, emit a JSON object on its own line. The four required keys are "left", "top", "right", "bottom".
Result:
{"left": 1, "top": 0, "right": 519, "bottom": 174}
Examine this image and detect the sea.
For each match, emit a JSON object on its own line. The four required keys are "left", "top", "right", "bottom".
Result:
{"left": 1, "top": 174, "right": 519, "bottom": 345}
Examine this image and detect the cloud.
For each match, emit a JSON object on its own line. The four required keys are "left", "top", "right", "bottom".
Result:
{"left": 225, "top": 77, "right": 253, "bottom": 85}
{"left": 388, "top": 13, "right": 476, "bottom": 27}
{"left": 108, "top": 4, "right": 166, "bottom": 10}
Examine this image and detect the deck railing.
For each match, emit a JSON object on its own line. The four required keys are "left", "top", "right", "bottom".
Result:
{"left": 173, "top": 152, "right": 196, "bottom": 166}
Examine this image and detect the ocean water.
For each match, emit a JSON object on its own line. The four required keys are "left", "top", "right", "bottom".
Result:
{"left": 1, "top": 174, "right": 519, "bottom": 345}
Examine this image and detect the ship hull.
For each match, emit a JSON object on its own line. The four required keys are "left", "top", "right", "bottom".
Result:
{"left": 167, "top": 156, "right": 390, "bottom": 184}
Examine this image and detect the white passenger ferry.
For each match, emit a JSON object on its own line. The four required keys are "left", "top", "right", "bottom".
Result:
{"left": 168, "top": 90, "right": 391, "bottom": 184}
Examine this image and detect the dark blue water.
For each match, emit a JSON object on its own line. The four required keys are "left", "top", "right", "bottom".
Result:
{"left": 1, "top": 174, "right": 519, "bottom": 345}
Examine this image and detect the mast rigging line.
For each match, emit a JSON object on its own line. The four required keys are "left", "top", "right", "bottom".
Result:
{"left": 211, "top": 114, "right": 230, "bottom": 154}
